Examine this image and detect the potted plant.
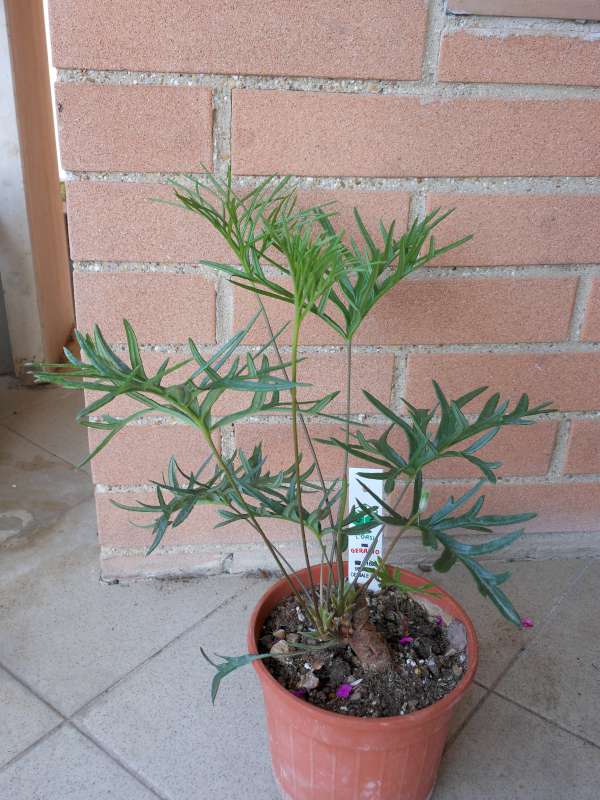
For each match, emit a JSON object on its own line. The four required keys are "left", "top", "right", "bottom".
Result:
{"left": 33, "top": 169, "right": 550, "bottom": 800}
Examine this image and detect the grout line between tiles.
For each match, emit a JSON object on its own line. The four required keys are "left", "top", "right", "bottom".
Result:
{"left": 69, "top": 721, "right": 172, "bottom": 800}
{"left": 0, "top": 720, "right": 67, "bottom": 775}
{"left": 0, "top": 580, "right": 261, "bottom": 788}
{"left": 488, "top": 689, "right": 600, "bottom": 751}
{"left": 446, "top": 559, "right": 593, "bottom": 747}
{"left": 70, "top": 578, "right": 261, "bottom": 721}
{"left": 509, "top": 559, "right": 591, "bottom": 651}
{"left": 1, "top": 421, "right": 91, "bottom": 475}
{"left": 0, "top": 661, "right": 68, "bottom": 722}
{"left": 0, "top": 661, "right": 70, "bottom": 774}
{"left": 445, "top": 682, "right": 493, "bottom": 747}
{"left": 475, "top": 560, "right": 592, "bottom": 692}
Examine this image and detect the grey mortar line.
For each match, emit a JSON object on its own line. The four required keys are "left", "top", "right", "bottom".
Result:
{"left": 71, "top": 262, "right": 600, "bottom": 281}
{"left": 422, "top": 0, "right": 448, "bottom": 86}
{"left": 56, "top": 67, "right": 600, "bottom": 98}
{"left": 64, "top": 171, "right": 600, "bottom": 193}
{"left": 445, "top": 13, "right": 600, "bottom": 37}
{"left": 547, "top": 418, "right": 573, "bottom": 479}
{"left": 568, "top": 274, "right": 594, "bottom": 340}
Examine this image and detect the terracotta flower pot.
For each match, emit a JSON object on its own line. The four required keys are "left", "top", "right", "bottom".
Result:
{"left": 248, "top": 564, "right": 478, "bottom": 800}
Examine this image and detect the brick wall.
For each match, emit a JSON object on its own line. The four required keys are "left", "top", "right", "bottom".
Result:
{"left": 48, "top": 1, "right": 600, "bottom": 578}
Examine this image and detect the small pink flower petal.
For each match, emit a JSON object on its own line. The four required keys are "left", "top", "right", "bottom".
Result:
{"left": 336, "top": 683, "right": 353, "bottom": 699}
{"left": 521, "top": 617, "right": 534, "bottom": 629}
{"left": 290, "top": 688, "right": 307, "bottom": 697}
{"left": 399, "top": 636, "right": 414, "bottom": 645}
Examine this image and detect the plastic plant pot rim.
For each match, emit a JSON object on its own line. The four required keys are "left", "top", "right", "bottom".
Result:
{"left": 248, "top": 563, "right": 479, "bottom": 731}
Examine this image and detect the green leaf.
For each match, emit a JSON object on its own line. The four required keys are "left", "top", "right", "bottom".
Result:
{"left": 456, "top": 452, "right": 501, "bottom": 483}
{"left": 367, "top": 560, "right": 441, "bottom": 597}
{"left": 123, "top": 320, "right": 146, "bottom": 378}
{"left": 433, "top": 548, "right": 457, "bottom": 573}
{"left": 200, "top": 650, "right": 273, "bottom": 704}
{"left": 77, "top": 391, "right": 118, "bottom": 420}
{"left": 146, "top": 515, "right": 170, "bottom": 555}
{"left": 77, "top": 409, "right": 148, "bottom": 468}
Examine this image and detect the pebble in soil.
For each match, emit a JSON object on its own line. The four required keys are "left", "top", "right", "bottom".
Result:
{"left": 259, "top": 586, "right": 467, "bottom": 718}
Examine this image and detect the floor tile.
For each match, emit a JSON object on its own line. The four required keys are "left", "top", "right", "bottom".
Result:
{"left": 0, "top": 378, "right": 57, "bottom": 422}
{"left": 2, "top": 387, "right": 89, "bottom": 469}
{"left": 0, "top": 493, "right": 254, "bottom": 715}
{"left": 434, "top": 693, "right": 600, "bottom": 800}
{"left": 448, "top": 683, "right": 487, "bottom": 740}
{"left": 0, "top": 725, "right": 158, "bottom": 800}
{"left": 0, "top": 667, "right": 60, "bottom": 768}
{"left": 0, "top": 426, "right": 92, "bottom": 547}
{"left": 76, "top": 580, "right": 280, "bottom": 800}
{"left": 428, "top": 558, "right": 585, "bottom": 686}
{"left": 495, "top": 560, "right": 600, "bottom": 745}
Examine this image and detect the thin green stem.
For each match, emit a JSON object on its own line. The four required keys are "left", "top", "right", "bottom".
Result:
{"left": 207, "top": 437, "right": 313, "bottom": 614}
{"left": 254, "top": 296, "right": 334, "bottom": 607}
{"left": 356, "top": 508, "right": 420, "bottom": 598}
{"left": 392, "top": 479, "right": 412, "bottom": 512}
{"left": 290, "top": 314, "right": 320, "bottom": 617}
{"left": 170, "top": 400, "right": 313, "bottom": 616}
{"left": 349, "top": 479, "right": 412, "bottom": 593}
{"left": 254, "top": 295, "right": 336, "bottom": 547}
{"left": 333, "top": 338, "right": 353, "bottom": 607}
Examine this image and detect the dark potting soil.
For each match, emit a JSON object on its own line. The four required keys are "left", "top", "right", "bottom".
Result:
{"left": 259, "top": 586, "right": 467, "bottom": 718}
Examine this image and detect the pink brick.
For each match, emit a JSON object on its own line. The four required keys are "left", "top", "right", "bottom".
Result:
{"left": 296, "top": 352, "right": 394, "bottom": 414}
{"left": 235, "top": 422, "right": 386, "bottom": 480}
{"left": 565, "top": 420, "right": 600, "bottom": 475}
{"left": 426, "top": 194, "right": 600, "bottom": 267}
{"left": 49, "top": 0, "right": 428, "bottom": 79}
{"left": 407, "top": 421, "right": 558, "bottom": 479}
{"left": 235, "top": 288, "right": 332, "bottom": 345}
{"left": 406, "top": 352, "right": 600, "bottom": 413}
{"left": 96, "top": 489, "right": 299, "bottom": 548}
{"left": 355, "top": 277, "right": 577, "bottom": 345}
{"left": 66, "top": 182, "right": 232, "bottom": 263}
{"left": 66, "top": 183, "right": 409, "bottom": 265}
{"left": 294, "top": 189, "right": 411, "bottom": 241}
{"left": 83, "top": 351, "right": 199, "bottom": 418}
{"left": 439, "top": 30, "right": 600, "bottom": 87}
{"left": 56, "top": 83, "right": 212, "bottom": 172}
{"left": 85, "top": 349, "right": 394, "bottom": 419}
{"left": 236, "top": 276, "right": 576, "bottom": 346}
{"left": 581, "top": 279, "right": 600, "bottom": 341}
{"left": 418, "top": 481, "right": 600, "bottom": 534}
{"left": 232, "top": 91, "right": 600, "bottom": 177}
{"left": 221, "top": 352, "right": 394, "bottom": 416}
{"left": 89, "top": 424, "right": 214, "bottom": 485}
{"left": 233, "top": 187, "right": 411, "bottom": 345}
{"left": 74, "top": 271, "right": 215, "bottom": 344}
{"left": 97, "top": 489, "right": 218, "bottom": 548}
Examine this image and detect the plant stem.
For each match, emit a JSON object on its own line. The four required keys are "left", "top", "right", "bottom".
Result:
{"left": 255, "top": 296, "right": 336, "bottom": 542}
{"left": 254, "top": 293, "right": 336, "bottom": 607}
{"left": 333, "top": 337, "right": 353, "bottom": 608}
{"left": 346, "top": 475, "right": 414, "bottom": 595}
{"left": 356, "top": 509, "right": 420, "bottom": 598}
{"left": 392, "top": 479, "right": 412, "bottom": 512}
{"left": 110, "top": 379, "right": 317, "bottom": 611}
{"left": 290, "top": 314, "right": 320, "bottom": 616}
{"left": 208, "top": 438, "right": 313, "bottom": 613}
{"left": 171, "top": 399, "right": 313, "bottom": 616}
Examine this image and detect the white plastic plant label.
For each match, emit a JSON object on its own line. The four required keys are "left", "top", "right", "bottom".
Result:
{"left": 347, "top": 467, "right": 383, "bottom": 589}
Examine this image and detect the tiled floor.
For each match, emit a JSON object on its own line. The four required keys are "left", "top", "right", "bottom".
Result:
{"left": 1, "top": 377, "right": 599, "bottom": 799}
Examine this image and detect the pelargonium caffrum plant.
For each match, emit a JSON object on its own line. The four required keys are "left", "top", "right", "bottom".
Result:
{"left": 33, "top": 168, "right": 552, "bottom": 697}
